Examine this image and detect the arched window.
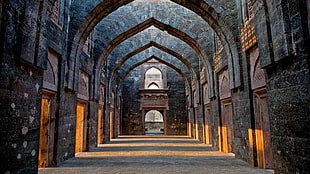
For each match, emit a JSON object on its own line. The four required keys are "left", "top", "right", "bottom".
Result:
{"left": 145, "top": 67, "right": 163, "bottom": 89}
{"left": 148, "top": 83, "right": 159, "bottom": 89}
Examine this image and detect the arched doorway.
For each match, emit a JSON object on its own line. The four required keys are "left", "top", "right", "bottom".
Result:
{"left": 145, "top": 110, "right": 164, "bottom": 135}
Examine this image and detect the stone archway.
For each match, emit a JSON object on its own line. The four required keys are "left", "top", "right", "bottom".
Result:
{"left": 145, "top": 110, "right": 164, "bottom": 135}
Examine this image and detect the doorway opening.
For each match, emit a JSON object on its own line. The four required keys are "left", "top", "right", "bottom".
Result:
{"left": 145, "top": 110, "right": 164, "bottom": 135}
{"left": 97, "top": 105, "right": 105, "bottom": 145}
{"left": 38, "top": 92, "right": 56, "bottom": 168}
{"left": 253, "top": 88, "right": 273, "bottom": 169}
{"left": 75, "top": 103, "right": 87, "bottom": 153}
{"left": 220, "top": 98, "right": 233, "bottom": 153}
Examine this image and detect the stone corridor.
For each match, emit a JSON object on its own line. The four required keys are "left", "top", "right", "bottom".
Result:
{"left": 39, "top": 136, "right": 273, "bottom": 174}
{"left": 1, "top": 0, "right": 309, "bottom": 173}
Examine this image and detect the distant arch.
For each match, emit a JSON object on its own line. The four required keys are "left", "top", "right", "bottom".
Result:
{"left": 148, "top": 82, "right": 160, "bottom": 89}
{"left": 117, "top": 56, "right": 191, "bottom": 93}
{"left": 145, "top": 110, "right": 164, "bottom": 122}
{"left": 145, "top": 110, "right": 164, "bottom": 135}
{"left": 145, "top": 67, "right": 162, "bottom": 77}
{"left": 145, "top": 67, "right": 163, "bottom": 89}
{"left": 108, "top": 42, "right": 199, "bottom": 98}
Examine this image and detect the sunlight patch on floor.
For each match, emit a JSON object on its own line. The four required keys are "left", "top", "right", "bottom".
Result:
{"left": 76, "top": 151, "right": 235, "bottom": 157}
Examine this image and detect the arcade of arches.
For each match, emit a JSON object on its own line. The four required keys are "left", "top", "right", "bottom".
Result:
{"left": 0, "top": 0, "right": 309, "bottom": 173}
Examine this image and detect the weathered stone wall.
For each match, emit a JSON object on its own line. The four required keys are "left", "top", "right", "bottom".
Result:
{"left": 55, "top": 90, "right": 76, "bottom": 164}
{"left": 0, "top": 62, "right": 43, "bottom": 174}
{"left": 79, "top": 44, "right": 98, "bottom": 149}
{"left": 0, "top": 0, "right": 309, "bottom": 173}
{"left": 121, "top": 66, "right": 188, "bottom": 135}
{"left": 0, "top": 1, "right": 100, "bottom": 171}
{"left": 209, "top": 97, "right": 220, "bottom": 149}
{"left": 121, "top": 67, "right": 144, "bottom": 135}
{"left": 45, "top": 0, "right": 78, "bottom": 165}
{"left": 231, "top": 83, "right": 254, "bottom": 164}
{"left": 166, "top": 67, "right": 187, "bottom": 135}
{"left": 265, "top": 50, "right": 310, "bottom": 173}
{"left": 0, "top": 1, "right": 44, "bottom": 173}
{"left": 253, "top": 0, "right": 310, "bottom": 173}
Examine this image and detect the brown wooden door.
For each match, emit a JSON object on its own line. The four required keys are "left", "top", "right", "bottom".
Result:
{"left": 254, "top": 90, "right": 273, "bottom": 169}
{"left": 221, "top": 99, "right": 233, "bottom": 153}
{"left": 38, "top": 98, "right": 50, "bottom": 168}
{"left": 110, "top": 111, "right": 114, "bottom": 139}
{"left": 260, "top": 95, "right": 273, "bottom": 169}
{"left": 97, "top": 106, "right": 105, "bottom": 144}
{"left": 47, "top": 99, "right": 56, "bottom": 166}
{"left": 38, "top": 95, "right": 56, "bottom": 168}
{"left": 75, "top": 104, "right": 85, "bottom": 153}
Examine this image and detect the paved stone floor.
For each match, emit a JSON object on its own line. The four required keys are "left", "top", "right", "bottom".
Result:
{"left": 39, "top": 136, "right": 274, "bottom": 174}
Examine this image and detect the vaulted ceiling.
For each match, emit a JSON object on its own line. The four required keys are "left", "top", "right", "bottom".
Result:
{"left": 67, "top": 0, "right": 241, "bottom": 93}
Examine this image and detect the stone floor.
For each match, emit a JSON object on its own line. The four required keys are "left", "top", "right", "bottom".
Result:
{"left": 39, "top": 135, "right": 274, "bottom": 174}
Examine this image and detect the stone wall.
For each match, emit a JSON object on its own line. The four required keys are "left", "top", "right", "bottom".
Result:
{"left": 166, "top": 67, "right": 187, "bottom": 135}
{"left": 0, "top": 0, "right": 309, "bottom": 173}
{"left": 254, "top": 0, "right": 310, "bottom": 172}
{"left": 266, "top": 53, "right": 310, "bottom": 173}
{"left": 0, "top": 1, "right": 44, "bottom": 173}
{"left": 0, "top": 62, "right": 43, "bottom": 174}
{"left": 121, "top": 67, "right": 143, "bottom": 135}
{"left": 121, "top": 66, "right": 188, "bottom": 135}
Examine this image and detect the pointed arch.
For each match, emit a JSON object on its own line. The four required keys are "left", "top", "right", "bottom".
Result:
{"left": 219, "top": 70, "right": 231, "bottom": 100}
{"left": 117, "top": 56, "right": 191, "bottom": 93}
{"left": 145, "top": 66, "right": 162, "bottom": 75}
{"left": 148, "top": 82, "right": 160, "bottom": 89}
{"left": 95, "top": 19, "right": 212, "bottom": 101}
{"left": 109, "top": 41, "right": 198, "bottom": 85}
{"left": 145, "top": 67, "right": 163, "bottom": 89}
{"left": 108, "top": 42, "right": 198, "bottom": 97}
{"left": 69, "top": 0, "right": 240, "bottom": 94}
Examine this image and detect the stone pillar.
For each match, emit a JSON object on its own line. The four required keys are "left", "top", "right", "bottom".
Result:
{"left": 197, "top": 104, "right": 204, "bottom": 142}
{"left": 142, "top": 110, "right": 146, "bottom": 135}
{"left": 88, "top": 101, "right": 99, "bottom": 149}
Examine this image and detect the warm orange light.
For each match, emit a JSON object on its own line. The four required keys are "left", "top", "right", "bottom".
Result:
{"left": 76, "top": 151, "right": 235, "bottom": 157}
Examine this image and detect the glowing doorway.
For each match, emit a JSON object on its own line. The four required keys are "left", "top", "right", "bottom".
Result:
{"left": 145, "top": 110, "right": 164, "bottom": 135}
